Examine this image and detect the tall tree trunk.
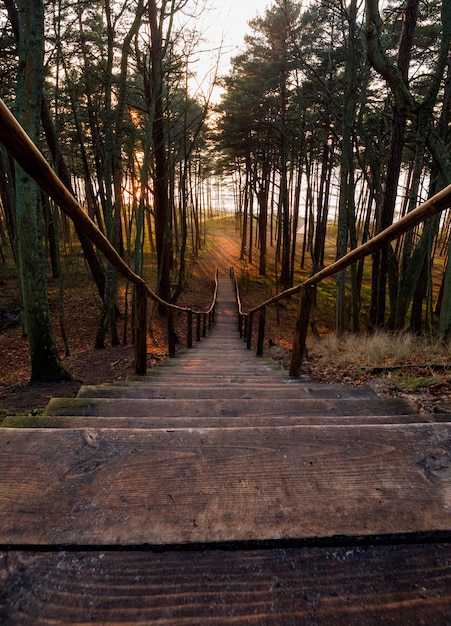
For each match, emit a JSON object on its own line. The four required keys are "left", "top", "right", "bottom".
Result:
{"left": 336, "top": 0, "right": 359, "bottom": 335}
{"left": 366, "top": 0, "right": 420, "bottom": 330}
{"left": 15, "top": 0, "right": 67, "bottom": 381}
{"left": 0, "top": 147, "right": 16, "bottom": 261}
{"left": 5, "top": 0, "right": 107, "bottom": 300}
{"left": 100, "top": 0, "right": 120, "bottom": 348}
{"left": 394, "top": 2, "right": 451, "bottom": 330}
{"left": 313, "top": 141, "right": 333, "bottom": 271}
{"left": 290, "top": 160, "right": 302, "bottom": 281}
{"left": 279, "top": 80, "right": 292, "bottom": 290}
{"left": 258, "top": 158, "right": 270, "bottom": 276}
{"left": 241, "top": 154, "right": 251, "bottom": 261}
{"left": 149, "top": 0, "right": 172, "bottom": 311}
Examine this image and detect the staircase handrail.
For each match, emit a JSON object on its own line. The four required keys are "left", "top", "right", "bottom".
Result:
{"left": 234, "top": 183, "right": 451, "bottom": 372}
{"left": 0, "top": 98, "right": 219, "bottom": 375}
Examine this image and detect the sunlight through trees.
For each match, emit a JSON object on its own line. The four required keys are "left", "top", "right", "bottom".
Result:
{"left": 1, "top": 0, "right": 451, "bottom": 382}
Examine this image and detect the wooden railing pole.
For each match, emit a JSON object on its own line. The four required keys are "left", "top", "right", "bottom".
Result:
{"left": 246, "top": 312, "right": 254, "bottom": 350}
{"left": 202, "top": 313, "right": 207, "bottom": 337}
{"left": 134, "top": 284, "right": 147, "bottom": 376}
{"left": 167, "top": 309, "right": 176, "bottom": 358}
{"left": 196, "top": 313, "right": 201, "bottom": 342}
{"left": 256, "top": 307, "right": 266, "bottom": 356}
{"left": 187, "top": 310, "right": 193, "bottom": 348}
{"left": 289, "top": 285, "right": 313, "bottom": 378}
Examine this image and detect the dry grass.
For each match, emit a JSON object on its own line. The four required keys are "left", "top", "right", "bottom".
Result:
{"left": 309, "top": 330, "right": 451, "bottom": 371}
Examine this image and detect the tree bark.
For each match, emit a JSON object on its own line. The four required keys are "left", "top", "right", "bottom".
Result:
{"left": 15, "top": 0, "right": 67, "bottom": 382}
{"left": 365, "top": 0, "right": 420, "bottom": 330}
{"left": 149, "top": 0, "right": 172, "bottom": 311}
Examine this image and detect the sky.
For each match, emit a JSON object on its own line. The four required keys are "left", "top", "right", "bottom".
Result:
{"left": 206, "top": 0, "right": 269, "bottom": 68}
{"left": 187, "top": 0, "right": 270, "bottom": 101}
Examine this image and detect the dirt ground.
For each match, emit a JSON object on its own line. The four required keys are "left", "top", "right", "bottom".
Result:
{"left": 1, "top": 216, "right": 451, "bottom": 417}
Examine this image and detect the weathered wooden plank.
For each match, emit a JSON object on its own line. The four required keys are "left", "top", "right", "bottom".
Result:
{"left": 0, "top": 424, "right": 449, "bottom": 545}
{"left": 131, "top": 371, "right": 288, "bottom": 379}
{"left": 3, "top": 413, "right": 448, "bottom": 430}
{"left": 127, "top": 377, "right": 368, "bottom": 392}
{"left": 43, "top": 396, "right": 413, "bottom": 418}
{"left": 1, "top": 544, "right": 450, "bottom": 624}
{"left": 139, "top": 369, "right": 288, "bottom": 379}
{"left": 153, "top": 362, "right": 281, "bottom": 371}
{"left": 76, "top": 384, "right": 376, "bottom": 400}
{"left": 152, "top": 352, "right": 277, "bottom": 362}
{"left": 127, "top": 377, "right": 301, "bottom": 387}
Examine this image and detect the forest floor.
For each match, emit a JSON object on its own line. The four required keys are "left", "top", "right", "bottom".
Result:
{"left": 1, "top": 215, "right": 451, "bottom": 418}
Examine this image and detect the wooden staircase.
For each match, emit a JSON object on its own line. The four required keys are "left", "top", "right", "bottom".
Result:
{"left": 1, "top": 278, "right": 450, "bottom": 623}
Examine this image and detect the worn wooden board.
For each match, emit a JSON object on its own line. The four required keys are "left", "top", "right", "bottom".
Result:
{"left": 76, "top": 384, "right": 376, "bottom": 400}
{"left": 4, "top": 414, "right": 439, "bottom": 430}
{"left": 131, "top": 373, "right": 291, "bottom": 382}
{"left": 1, "top": 544, "right": 450, "bottom": 624}
{"left": 144, "top": 364, "right": 288, "bottom": 373}
{"left": 0, "top": 424, "right": 450, "bottom": 546}
{"left": 139, "top": 371, "right": 290, "bottom": 380}
{"left": 124, "top": 378, "right": 310, "bottom": 387}
{"left": 43, "top": 396, "right": 413, "bottom": 418}
{"left": 157, "top": 351, "right": 275, "bottom": 361}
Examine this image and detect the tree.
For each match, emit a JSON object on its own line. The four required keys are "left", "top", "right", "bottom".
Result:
{"left": 14, "top": 0, "right": 67, "bottom": 381}
{"left": 218, "top": 0, "right": 303, "bottom": 286}
{"left": 365, "top": 0, "right": 451, "bottom": 333}
{"left": 148, "top": 0, "right": 173, "bottom": 310}
{"left": 336, "top": 0, "right": 362, "bottom": 335}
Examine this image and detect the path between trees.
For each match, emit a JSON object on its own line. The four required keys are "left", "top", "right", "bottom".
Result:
{"left": 191, "top": 218, "right": 243, "bottom": 280}
{"left": 2, "top": 216, "right": 451, "bottom": 418}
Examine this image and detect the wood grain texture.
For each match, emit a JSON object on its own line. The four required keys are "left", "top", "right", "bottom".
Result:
{"left": 43, "top": 397, "right": 414, "bottom": 418}
{"left": 1, "top": 544, "right": 450, "bottom": 624}
{"left": 76, "top": 384, "right": 376, "bottom": 399}
{"left": 1, "top": 424, "right": 450, "bottom": 546}
{"left": 4, "top": 413, "right": 440, "bottom": 430}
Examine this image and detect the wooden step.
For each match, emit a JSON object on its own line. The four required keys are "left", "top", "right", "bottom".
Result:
{"left": 153, "top": 361, "right": 282, "bottom": 371}
{"left": 124, "top": 378, "right": 309, "bottom": 388}
{"left": 146, "top": 364, "right": 287, "bottom": 373}
{"left": 1, "top": 424, "right": 449, "bottom": 546}
{"left": 4, "top": 413, "right": 448, "bottom": 430}
{"left": 1, "top": 543, "right": 450, "bottom": 624}
{"left": 42, "top": 396, "right": 414, "bottom": 418}
{"left": 129, "top": 374, "right": 292, "bottom": 384}
{"left": 76, "top": 383, "right": 377, "bottom": 400}
{"left": 154, "top": 350, "right": 277, "bottom": 360}
{"left": 2, "top": 276, "right": 450, "bottom": 624}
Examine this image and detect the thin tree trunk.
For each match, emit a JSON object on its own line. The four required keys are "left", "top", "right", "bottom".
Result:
{"left": 149, "top": 0, "right": 172, "bottom": 310}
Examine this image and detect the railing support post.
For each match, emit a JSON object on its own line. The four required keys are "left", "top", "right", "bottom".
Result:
{"left": 187, "top": 310, "right": 193, "bottom": 348}
{"left": 167, "top": 308, "right": 176, "bottom": 358}
{"left": 134, "top": 284, "right": 147, "bottom": 375}
{"left": 256, "top": 307, "right": 266, "bottom": 356}
{"left": 289, "top": 285, "right": 313, "bottom": 378}
{"left": 202, "top": 313, "right": 207, "bottom": 337}
{"left": 246, "top": 312, "right": 253, "bottom": 350}
{"left": 196, "top": 313, "right": 201, "bottom": 341}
